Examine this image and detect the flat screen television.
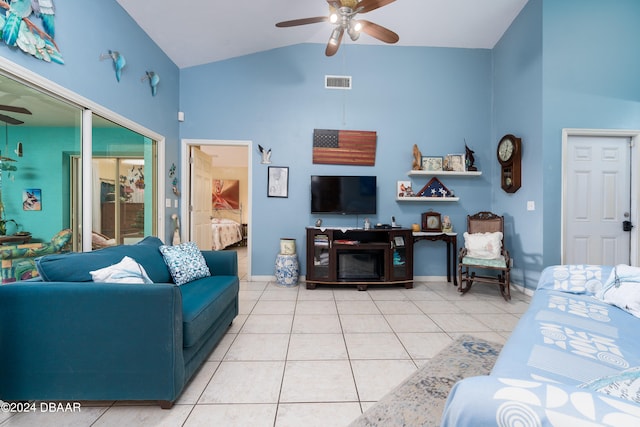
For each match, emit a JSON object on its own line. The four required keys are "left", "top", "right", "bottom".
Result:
{"left": 311, "top": 175, "right": 377, "bottom": 215}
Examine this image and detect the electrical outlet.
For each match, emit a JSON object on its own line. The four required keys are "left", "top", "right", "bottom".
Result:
{"left": 527, "top": 201, "right": 535, "bottom": 211}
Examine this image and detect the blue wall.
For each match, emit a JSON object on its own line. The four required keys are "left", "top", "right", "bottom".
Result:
{"left": 492, "top": 0, "right": 543, "bottom": 288}
{"left": 180, "top": 44, "right": 494, "bottom": 277}
{"left": 541, "top": 0, "right": 640, "bottom": 265}
{"left": 0, "top": 0, "right": 180, "bottom": 239}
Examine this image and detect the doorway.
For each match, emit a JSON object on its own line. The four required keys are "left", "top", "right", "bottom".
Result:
{"left": 562, "top": 129, "right": 640, "bottom": 265}
{"left": 181, "top": 139, "right": 252, "bottom": 280}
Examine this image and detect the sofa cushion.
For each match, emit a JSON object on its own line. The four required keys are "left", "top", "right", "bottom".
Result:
{"left": 90, "top": 256, "right": 152, "bottom": 284}
{"left": 35, "top": 236, "right": 172, "bottom": 283}
{"left": 180, "top": 275, "right": 239, "bottom": 348}
{"left": 159, "top": 242, "right": 211, "bottom": 286}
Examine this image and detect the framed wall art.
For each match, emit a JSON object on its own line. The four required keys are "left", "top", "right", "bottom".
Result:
{"left": 23, "top": 189, "right": 42, "bottom": 211}
{"left": 422, "top": 156, "right": 443, "bottom": 171}
{"left": 267, "top": 166, "right": 289, "bottom": 198}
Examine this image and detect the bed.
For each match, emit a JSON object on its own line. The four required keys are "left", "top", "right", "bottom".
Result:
{"left": 211, "top": 218, "right": 243, "bottom": 251}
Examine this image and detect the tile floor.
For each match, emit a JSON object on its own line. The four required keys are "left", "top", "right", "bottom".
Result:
{"left": 0, "top": 247, "right": 531, "bottom": 427}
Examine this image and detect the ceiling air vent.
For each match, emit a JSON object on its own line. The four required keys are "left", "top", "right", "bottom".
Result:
{"left": 325, "top": 75, "right": 352, "bottom": 90}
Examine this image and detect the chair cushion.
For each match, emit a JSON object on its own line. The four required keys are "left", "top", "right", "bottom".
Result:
{"left": 463, "top": 232, "right": 503, "bottom": 259}
{"left": 36, "top": 236, "right": 172, "bottom": 283}
{"left": 462, "top": 255, "right": 507, "bottom": 268}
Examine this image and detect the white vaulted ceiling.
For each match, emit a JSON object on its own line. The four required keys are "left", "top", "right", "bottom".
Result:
{"left": 115, "top": 0, "right": 529, "bottom": 68}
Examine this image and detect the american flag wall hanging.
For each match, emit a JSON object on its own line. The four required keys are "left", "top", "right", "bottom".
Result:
{"left": 312, "top": 129, "right": 377, "bottom": 166}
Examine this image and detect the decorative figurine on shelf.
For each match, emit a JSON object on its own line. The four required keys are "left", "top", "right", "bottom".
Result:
{"left": 465, "top": 142, "right": 477, "bottom": 171}
{"left": 412, "top": 144, "right": 422, "bottom": 170}
{"left": 442, "top": 215, "right": 453, "bottom": 233}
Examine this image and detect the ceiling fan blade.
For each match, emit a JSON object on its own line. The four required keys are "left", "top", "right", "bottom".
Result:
{"left": 326, "top": 1, "right": 342, "bottom": 9}
{"left": 276, "top": 16, "right": 328, "bottom": 27}
{"left": 357, "top": 0, "right": 396, "bottom": 14}
{"left": 0, "top": 113, "right": 24, "bottom": 125}
{"left": 359, "top": 20, "right": 399, "bottom": 44}
{"left": 325, "top": 28, "right": 344, "bottom": 56}
{"left": 0, "top": 105, "right": 31, "bottom": 115}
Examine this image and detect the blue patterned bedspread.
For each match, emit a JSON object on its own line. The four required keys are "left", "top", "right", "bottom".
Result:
{"left": 441, "top": 264, "right": 640, "bottom": 426}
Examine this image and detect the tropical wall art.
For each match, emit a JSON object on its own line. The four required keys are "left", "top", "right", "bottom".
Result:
{"left": 0, "top": 0, "right": 63, "bottom": 64}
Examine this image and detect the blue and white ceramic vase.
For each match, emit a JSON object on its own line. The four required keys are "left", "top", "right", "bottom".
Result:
{"left": 275, "top": 253, "right": 299, "bottom": 287}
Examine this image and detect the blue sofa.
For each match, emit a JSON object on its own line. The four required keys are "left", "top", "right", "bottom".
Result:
{"left": 0, "top": 237, "right": 239, "bottom": 408}
{"left": 442, "top": 265, "right": 640, "bottom": 425}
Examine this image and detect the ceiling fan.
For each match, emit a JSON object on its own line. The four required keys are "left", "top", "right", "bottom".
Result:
{"left": 276, "top": 0, "right": 399, "bottom": 56}
{"left": 0, "top": 105, "right": 32, "bottom": 125}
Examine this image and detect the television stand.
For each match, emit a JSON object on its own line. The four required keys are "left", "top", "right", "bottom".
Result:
{"left": 305, "top": 227, "right": 413, "bottom": 290}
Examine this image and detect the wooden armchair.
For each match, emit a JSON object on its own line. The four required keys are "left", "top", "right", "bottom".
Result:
{"left": 458, "top": 212, "right": 511, "bottom": 301}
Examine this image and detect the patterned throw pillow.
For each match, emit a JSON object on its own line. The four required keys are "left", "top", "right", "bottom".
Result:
{"left": 580, "top": 366, "right": 640, "bottom": 403}
{"left": 159, "top": 242, "right": 211, "bottom": 285}
{"left": 463, "top": 231, "right": 503, "bottom": 259}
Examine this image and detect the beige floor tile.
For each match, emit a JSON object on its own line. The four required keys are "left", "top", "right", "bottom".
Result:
{"left": 351, "top": 359, "right": 418, "bottom": 401}
{"left": 344, "top": 333, "right": 411, "bottom": 360}
{"left": 453, "top": 299, "right": 508, "bottom": 314}
{"left": 287, "top": 333, "right": 348, "bottom": 360}
{"left": 276, "top": 402, "right": 362, "bottom": 427}
{"left": 428, "top": 313, "right": 492, "bottom": 332}
{"left": 176, "top": 361, "right": 220, "bottom": 404}
{"left": 291, "top": 314, "right": 342, "bottom": 333}
{"left": 333, "top": 289, "right": 373, "bottom": 301}
{"left": 207, "top": 332, "right": 236, "bottom": 361}
{"left": 384, "top": 314, "right": 442, "bottom": 333}
{"left": 295, "top": 300, "right": 338, "bottom": 315}
{"left": 238, "top": 298, "right": 257, "bottom": 315}
{"left": 199, "top": 361, "right": 285, "bottom": 404}
{"left": 260, "top": 286, "right": 300, "bottom": 301}
{"left": 252, "top": 300, "right": 296, "bottom": 315}
{"left": 280, "top": 360, "right": 358, "bottom": 402}
{"left": 227, "top": 314, "right": 247, "bottom": 334}
{"left": 471, "top": 313, "right": 521, "bottom": 332}
{"left": 413, "top": 300, "right": 463, "bottom": 314}
{"left": 241, "top": 314, "right": 293, "bottom": 333}
{"left": 297, "top": 286, "right": 336, "bottom": 301}
{"left": 224, "top": 333, "right": 290, "bottom": 361}
{"left": 374, "top": 300, "right": 422, "bottom": 314}
{"left": 94, "top": 404, "right": 193, "bottom": 427}
{"left": 336, "top": 300, "right": 380, "bottom": 314}
{"left": 402, "top": 288, "right": 447, "bottom": 301}
{"left": 340, "top": 314, "right": 393, "bottom": 333}
{"left": 367, "top": 288, "right": 410, "bottom": 300}
{"left": 396, "top": 332, "right": 453, "bottom": 359}
{"left": 184, "top": 403, "right": 276, "bottom": 427}
{"left": 0, "top": 407, "right": 108, "bottom": 427}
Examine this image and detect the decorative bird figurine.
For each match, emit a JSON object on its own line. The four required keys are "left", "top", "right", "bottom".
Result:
{"left": 31, "top": 0, "right": 55, "bottom": 38}
{"left": 2, "top": 0, "right": 33, "bottom": 46}
{"left": 258, "top": 145, "right": 272, "bottom": 164}
{"left": 99, "top": 50, "right": 126, "bottom": 82}
{"left": 141, "top": 71, "right": 160, "bottom": 96}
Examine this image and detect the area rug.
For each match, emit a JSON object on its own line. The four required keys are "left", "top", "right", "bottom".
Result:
{"left": 349, "top": 334, "right": 503, "bottom": 427}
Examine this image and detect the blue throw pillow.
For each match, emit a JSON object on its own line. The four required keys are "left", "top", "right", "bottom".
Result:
{"left": 159, "top": 242, "right": 211, "bottom": 286}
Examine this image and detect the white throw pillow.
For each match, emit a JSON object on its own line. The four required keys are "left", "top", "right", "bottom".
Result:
{"left": 90, "top": 256, "right": 152, "bottom": 284}
{"left": 463, "top": 232, "right": 503, "bottom": 259}
{"left": 595, "top": 264, "right": 640, "bottom": 318}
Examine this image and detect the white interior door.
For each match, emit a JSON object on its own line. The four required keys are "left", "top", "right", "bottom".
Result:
{"left": 190, "top": 147, "right": 212, "bottom": 250}
{"left": 563, "top": 135, "right": 631, "bottom": 265}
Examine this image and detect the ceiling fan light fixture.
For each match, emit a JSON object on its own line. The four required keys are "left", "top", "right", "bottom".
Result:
{"left": 329, "top": 28, "right": 342, "bottom": 45}
{"left": 348, "top": 20, "right": 362, "bottom": 41}
{"left": 329, "top": 13, "right": 338, "bottom": 24}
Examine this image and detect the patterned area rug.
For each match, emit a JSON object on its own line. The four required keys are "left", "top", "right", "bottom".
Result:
{"left": 349, "top": 334, "right": 503, "bottom": 427}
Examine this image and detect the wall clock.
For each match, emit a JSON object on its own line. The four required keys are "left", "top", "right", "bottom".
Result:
{"left": 497, "top": 134, "right": 522, "bottom": 193}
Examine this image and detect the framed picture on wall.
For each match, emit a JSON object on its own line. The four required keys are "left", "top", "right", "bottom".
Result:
{"left": 268, "top": 166, "right": 289, "bottom": 198}
{"left": 23, "top": 189, "right": 42, "bottom": 211}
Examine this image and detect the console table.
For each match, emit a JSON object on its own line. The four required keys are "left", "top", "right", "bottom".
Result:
{"left": 412, "top": 232, "right": 458, "bottom": 286}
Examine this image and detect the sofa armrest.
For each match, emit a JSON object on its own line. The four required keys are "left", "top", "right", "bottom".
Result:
{"left": 201, "top": 250, "right": 238, "bottom": 276}
{"left": 441, "top": 376, "right": 640, "bottom": 426}
{"left": 0, "top": 281, "right": 185, "bottom": 402}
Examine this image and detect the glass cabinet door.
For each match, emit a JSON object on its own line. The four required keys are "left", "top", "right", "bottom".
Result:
{"left": 389, "top": 231, "right": 410, "bottom": 280}
{"left": 311, "top": 232, "right": 331, "bottom": 280}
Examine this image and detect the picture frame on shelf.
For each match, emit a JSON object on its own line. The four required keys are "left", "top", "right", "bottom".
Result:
{"left": 444, "top": 154, "right": 465, "bottom": 172}
{"left": 397, "top": 180, "right": 413, "bottom": 197}
{"left": 267, "top": 166, "right": 289, "bottom": 198}
{"left": 421, "top": 156, "right": 443, "bottom": 171}
{"left": 422, "top": 211, "right": 442, "bottom": 232}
